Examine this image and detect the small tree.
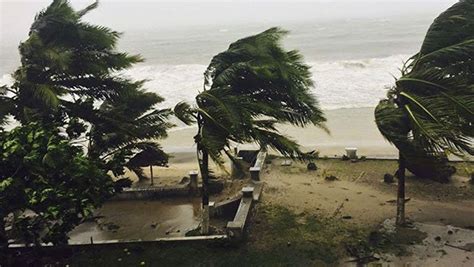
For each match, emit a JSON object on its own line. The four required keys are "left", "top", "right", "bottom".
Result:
{"left": 0, "top": 123, "right": 114, "bottom": 247}
{"left": 175, "top": 28, "right": 327, "bottom": 234}
{"left": 375, "top": 0, "right": 474, "bottom": 226}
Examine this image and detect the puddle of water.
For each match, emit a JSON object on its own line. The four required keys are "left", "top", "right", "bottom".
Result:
{"left": 69, "top": 198, "right": 201, "bottom": 243}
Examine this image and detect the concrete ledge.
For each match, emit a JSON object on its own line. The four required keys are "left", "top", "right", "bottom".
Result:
{"left": 254, "top": 151, "right": 267, "bottom": 168}
{"left": 210, "top": 193, "right": 242, "bottom": 218}
{"left": 226, "top": 188, "right": 254, "bottom": 241}
{"left": 249, "top": 151, "right": 267, "bottom": 181}
{"left": 249, "top": 167, "right": 261, "bottom": 181}
{"left": 112, "top": 170, "right": 203, "bottom": 200}
{"left": 8, "top": 235, "right": 228, "bottom": 248}
{"left": 113, "top": 184, "right": 191, "bottom": 200}
{"left": 251, "top": 182, "right": 263, "bottom": 202}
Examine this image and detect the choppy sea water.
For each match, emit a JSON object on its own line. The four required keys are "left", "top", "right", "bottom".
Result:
{"left": 118, "top": 54, "right": 406, "bottom": 111}
{"left": 1, "top": 1, "right": 451, "bottom": 112}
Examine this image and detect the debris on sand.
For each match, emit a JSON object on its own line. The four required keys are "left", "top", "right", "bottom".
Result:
{"left": 307, "top": 162, "right": 318, "bottom": 171}
{"left": 383, "top": 173, "right": 395, "bottom": 184}
{"left": 371, "top": 221, "right": 474, "bottom": 266}
{"left": 325, "top": 175, "right": 338, "bottom": 181}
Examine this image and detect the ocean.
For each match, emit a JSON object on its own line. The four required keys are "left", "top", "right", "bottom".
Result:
{"left": 0, "top": 1, "right": 455, "bottom": 111}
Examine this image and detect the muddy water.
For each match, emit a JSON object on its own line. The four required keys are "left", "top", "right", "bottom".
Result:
{"left": 69, "top": 198, "right": 201, "bottom": 243}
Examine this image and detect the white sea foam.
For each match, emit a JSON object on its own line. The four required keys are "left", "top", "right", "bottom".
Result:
{"left": 0, "top": 74, "right": 13, "bottom": 86}
{"left": 0, "top": 54, "right": 409, "bottom": 112}
{"left": 123, "top": 54, "right": 408, "bottom": 110}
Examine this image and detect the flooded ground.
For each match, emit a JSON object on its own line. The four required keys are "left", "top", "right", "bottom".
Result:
{"left": 69, "top": 198, "right": 201, "bottom": 243}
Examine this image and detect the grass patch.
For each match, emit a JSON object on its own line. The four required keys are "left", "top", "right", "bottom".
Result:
{"left": 6, "top": 205, "right": 429, "bottom": 266}
{"left": 367, "top": 226, "right": 427, "bottom": 256}
{"left": 248, "top": 205, "right": 371, "bottom": 265}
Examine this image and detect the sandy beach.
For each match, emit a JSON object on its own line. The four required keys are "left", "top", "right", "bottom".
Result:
{"left": 160, "top": 107, "right": 398, "bottom": 158}
{"left": 127, "top": 107, "right": 391, "bottom": 184}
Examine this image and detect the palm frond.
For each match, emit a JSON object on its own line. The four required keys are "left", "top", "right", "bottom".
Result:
{"left": 377, "top": 0, "right": 474, "bottom": 158}
{"left": 195, "top": 27, "right": 327, "bottom": 164}
{"left": 76, "top": 0, "right": 99, "bottom": 17}
{"left": 173, "top": 101, "right": 196, "bottom": 125}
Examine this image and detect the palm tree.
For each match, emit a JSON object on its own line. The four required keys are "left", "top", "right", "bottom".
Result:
{"left": 7, "top": 0, "right": 144, "bottom": 124}
{"left": 175, "top": 28, "right": 327, "bottom": 234}
{"left": 375, "top": 0, "right": 474, "bottom": 226}
{"left": 2, "top": 0, "right": 173, "bottom": 179}
{"left": 88, "top": 88, "right": 173, "bottom": 181}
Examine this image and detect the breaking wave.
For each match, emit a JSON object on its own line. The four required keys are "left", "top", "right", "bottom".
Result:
{"left": 0, "top": 54, "right": 409, "bottom": 112}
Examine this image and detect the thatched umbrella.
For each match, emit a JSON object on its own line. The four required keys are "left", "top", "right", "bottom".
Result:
{"left": 128, "top": 146, "right": 169, "bottom": 185}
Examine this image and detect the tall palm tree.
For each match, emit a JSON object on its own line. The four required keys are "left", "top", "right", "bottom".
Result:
{"left": 175, "top": 28, "right": 327, "bottom": 234}
{"left": 375, "top": 0, "right": 474, "bottom": 226}
{"left": 2, "top": 0, "right": 173, "bottom": 178}
{"left": 8, "top": 0, "right": 143, "bottom": 124}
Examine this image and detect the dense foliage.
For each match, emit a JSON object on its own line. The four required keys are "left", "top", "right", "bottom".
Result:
{"left": 88, "top": 89, "right": 173, "bottom": 179}
{"left": 175, "top": 27, "right": 326, "bottom": 233}
{"left": 376, "top": 0, "right": 474, "bottom": 171}
{"left": 375, "top": 0, "right": 474, "bottom": 224}
{"left": 0, "top": 0, "right": 172, "bottom": 246}
{"left": 0, "top": 0, "right": 172, "bottom": 175}
{"left": 0, "top": 123, "right": 114, "bottom": 246}
{"left": 176, "top": 27, "right": 326, "bottom": 164}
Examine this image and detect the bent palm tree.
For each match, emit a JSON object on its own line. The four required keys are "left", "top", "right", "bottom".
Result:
{"left": 88, "top": 88, "right": 173, "bottom": 179}
{"left": 2, "top": 0, "right": 173, "bottom": 178}
{"left": 375, "top": 0, "right": 474, "bottom": 226}
{"left": 175, "top": 28, "right": 327, "bottom": 234}
{"left": 9, "top": 0, "right": 143, "bottom": 124}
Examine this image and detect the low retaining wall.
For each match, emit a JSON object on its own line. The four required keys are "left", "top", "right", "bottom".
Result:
{"left": 113, "top": 185, "right": 192, "bottom": 200}
{"left": 224, "top": 181, "right": 264, "bottom": 242}
{"left": 210, "top": 193, "right": 242, "bottom": 218}
{"left": 226, "top": 188, "right": 254, "bottom": 241}
{"left": 8, "top": 234, "right": 228, "bottom": 249}
{"left": 249, "top": 151, "right": 267, "bottom": 181}
{"left": 113, "top": 171, "right": 200, "bottom": 200}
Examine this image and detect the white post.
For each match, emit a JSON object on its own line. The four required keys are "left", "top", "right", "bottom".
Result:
{"left": 249, "top": 167, "right": 261, "bottom": 181}
{"left": 345, "top": 147, "right": 358, "bottom": 159}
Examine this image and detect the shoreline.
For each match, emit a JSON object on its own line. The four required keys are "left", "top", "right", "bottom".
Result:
{"left": 161, "top": 107, "right": 399, "bottom": 157}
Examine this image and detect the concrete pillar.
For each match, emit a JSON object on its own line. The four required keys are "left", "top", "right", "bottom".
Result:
{"left": 189, "top": 170, "right": 199, "bottom": 195}
{"left": 345, "top": 147, "right": 358, "bottom": 159}
{"left": 249, "top": 167, "right": 260, "bottom": 181}
{"left": 242, "top": 186, "right": 254, "bottom": 198}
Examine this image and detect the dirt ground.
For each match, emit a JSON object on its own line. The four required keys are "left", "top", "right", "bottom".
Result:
{"left": 262, "top": 158, "right": 474, "bottom": 228}
{"left": 262, "top": 157, "right": 474, "bottom": 266}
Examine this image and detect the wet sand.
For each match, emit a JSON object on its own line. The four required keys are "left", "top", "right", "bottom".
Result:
{"left": 262, "top": 159, "right": 474, "bottom": 228}
{"left": 139, "top": 106, "right": 397, "bottom": 186}
{"left": 161, "top": 107, "right": 398, "bottom": 157}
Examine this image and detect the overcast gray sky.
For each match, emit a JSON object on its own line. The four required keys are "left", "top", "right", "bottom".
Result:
{"left": 1, "top": 0, "right": 457, "bottom": 46}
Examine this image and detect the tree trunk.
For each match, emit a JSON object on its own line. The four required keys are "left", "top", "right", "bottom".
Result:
{"left": 197, "top": 145, "right": 210, "bottom": 235}
{"left": 0, "top": 215, "right": 7, "bottom": 251}
{"left": 396, "top": 152, "right": 406, "bottom": 226}
{"left": 150, "top": 165, "right": 154, "bottom": 186}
